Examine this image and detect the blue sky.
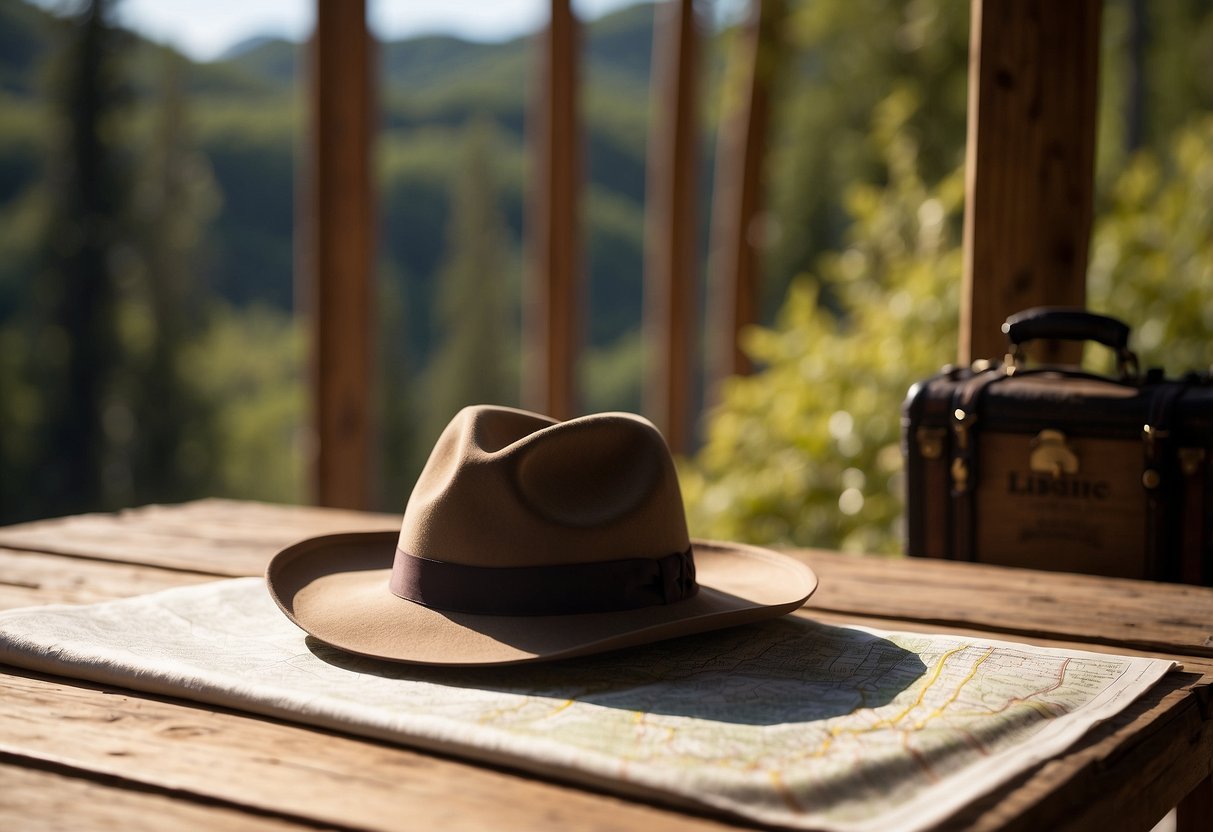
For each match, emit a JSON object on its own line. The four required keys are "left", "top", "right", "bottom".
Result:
{"left": 32, "top": 1, "right": 647, "bottom": 61}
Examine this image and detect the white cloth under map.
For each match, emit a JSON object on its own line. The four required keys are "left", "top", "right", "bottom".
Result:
{"left": 0, "top": 578, "right": 1174, "bottom": 831}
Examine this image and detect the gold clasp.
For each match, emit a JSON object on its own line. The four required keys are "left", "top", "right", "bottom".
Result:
{"left": 916, "top": 427, "right": 946, "bottom": 460}
{"left": 1030, "top": 430, "right": 1079, "bottom": 479}
{"left": 951, "top": 457, "right": 969, "bottom": 493}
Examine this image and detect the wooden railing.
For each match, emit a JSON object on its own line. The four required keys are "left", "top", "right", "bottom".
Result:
{"left": 525, "top": 0, "right": 582, "bottom": 423}
{"left": 644, "top": 0, "right": 700, "bottom": 453}
{"left": 303, "top": 0, "right": 1102, "bottom": 508}
{"left": 305, "top": 0, "right": 374, "bottom": 509}
{"left": 705, "top": 0, "right": 780, "bottom": 405}
{"left": 961, "top": 0, "right": 1100, "bottom": 365}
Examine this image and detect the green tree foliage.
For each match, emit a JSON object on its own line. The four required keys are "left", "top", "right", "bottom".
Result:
{"left": 420, "top": 120, "right": 520, "bottom": 443}
{"left": 182, "top": 303, "right": 305, "bottom": 504}
{"left": 682, "top": 90, "right": 962, "bottom": 554}
{"left": 583, "top": 330, "right": 644, "bottom": 414}
{"left": 0, "top": 1, "right": 229, "bottom": 521}
{"left": 0, "top": 0, "right": 51, "bottom": 96}
{"left": 0, "top": 3, "right": 659, "bottom": 521}
{"left": 1098, "top": 0, "right": 1213, "bottom": 172}
{"left": 762, "top": 0, "right": 969, "bottom": 316}
{"left": 681, "top": 0, "right": 1213, "bottom": 552}
{"left": 122, "top": 50, "right": 222, "bottom": 504}
{"left": 2, "top": 0, "right": 1212, "bottom": 531}
{"left": 374, "top": 262, "right": 419, "bottom": 511}
{"left": 1088, "top": 114, "right": 1213, "bottom": 375}
{"left": 23, "top": 0, "right": 132, "bottom": 516}
{"left": 193, "top": 102, "right": 295, "bottom": 308}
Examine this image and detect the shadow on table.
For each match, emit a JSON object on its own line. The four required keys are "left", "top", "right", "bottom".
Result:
{"left": 307, "top": 617, "right": 925, "bottom": 725}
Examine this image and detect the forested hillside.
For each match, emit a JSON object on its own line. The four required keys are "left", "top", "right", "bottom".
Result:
{"left": 2, "top": 0, "right": 657, "bottom": 320}
{"left": 0, "top": 0, "right": 661, "bottom": 520}
{"left": 1, "top": 0, "right": 1211, "bottom": 549}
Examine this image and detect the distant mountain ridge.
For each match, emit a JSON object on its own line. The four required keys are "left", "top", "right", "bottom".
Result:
{"left": 0, "top": 0, "right": 662, "bottom": 354}
{"left": 218, "top": 35, "right": 282, "bottom": 61}
{"left": 0, "top": 0, "right": 656, "bottom": 98}
{"left": 222, "top": 3, "right": 656, "bottom": 95}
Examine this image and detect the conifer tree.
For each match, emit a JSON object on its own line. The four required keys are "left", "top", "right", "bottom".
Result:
{"left": 14, "top": 2, "right": 220, "bottom": 519}
{"left": 375, "top": 261, "right": 419, "bottom": 507}
{"left": 30, "top": 0, "right": 131, "bottom": 514}
{"left": 125, "top": 48, "right": 220, "bottom": 503}
{"left": 421, "top": 120, "right": 519, "bottom": 443}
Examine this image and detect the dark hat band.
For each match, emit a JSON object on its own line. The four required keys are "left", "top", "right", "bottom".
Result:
{"left": 388, "top": 546, "right": 698, "bottom": 616}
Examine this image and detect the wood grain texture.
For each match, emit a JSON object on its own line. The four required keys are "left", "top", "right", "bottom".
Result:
{"left": 707, "top": 0, "right": 782, "bottom": 390}
{"left": 524, "top": 0, "right": 582, "bottom": 420}
{"left": 643, "top": 0, "right": 700, "bottom": 453}
{"left": 1, "top": 609, "right": 1206, "bottom": 832}
{"left": 0, "top": 500, "right": 398, "bottom": 576}
{"left": 305, "top": 0, "right": 375, "bottom": 509}
{"left": 0, "top": 548, "right": 214, "bottom": 610}
{"left": 3, "top": 500, "right": 1212, "bottom": 831}
{"left": 0, "top": 670, "right": 737, "bottom": 832}
{"left": 5, "top": 502, "right": 1211, "bottom": 659}
{"left": 951, "top": 671, "right": 1213, "bottom": 832}
{"left": 0, "top": 759, "right": 313, "bottom": 832}
{"left": 798, "top": 548, "right": 1213, "bottom": 658}
{"left": 960, "top": 0, "right": 1101, "bottom": 364}
{"left": 806, "top": 611, "right": 1213, "bottom": 831}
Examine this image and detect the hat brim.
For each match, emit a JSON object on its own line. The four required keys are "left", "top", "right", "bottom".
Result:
{"left": 266, "top": 532, "right": 818, "bottom": 666}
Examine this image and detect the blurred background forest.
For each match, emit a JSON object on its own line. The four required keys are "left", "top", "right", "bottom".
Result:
{"left": 1, "top": 0, "right": 1211, "bottom": 552}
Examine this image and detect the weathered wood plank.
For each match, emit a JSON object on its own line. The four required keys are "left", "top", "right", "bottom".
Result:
{"left": 4, "top": 501, "right": 1210, "bottom": 830}
{"left": 524, "top": 0, "right": 582, "bottom": 420}
{"left": 960, "top": 0, "right": 1101, "bottom": 364}
{"left": 305, "top": 0, "right": 375, "bottom": 509}
{"left": 0, "top": 500, "right": 397, "bottom": 576}
{"left": 643, "top": 0, "right": 701, "bottom": 452}
{"left": 0, "top": 670, "right": 739, "bottom": 832}
{"left": 807, "top": 612, "right": 1213, "bottom": 831}
{"left": 707, "top": 0, "right": 783, "bottom": 391}
{"left": 0, "top": 759, "right": 310, "bottom": 831}
{"left": 956, "top": 670, "right": 1212, "bottom": 832}
{"left": 0, "top": 612, "right": 1207, "bottom": 832}
{"left": 798, "top": 549, "right": 1213, "bottom": 658}
{"left": 0, "top": 548, "right": 214, "bottom": 610}
{"left": 5, "top": 502, "right": 1211, "bottom": 662}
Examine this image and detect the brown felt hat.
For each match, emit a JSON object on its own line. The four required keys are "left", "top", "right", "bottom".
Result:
{"left": 266, "top": 405, "right": 817, "bottom": 666}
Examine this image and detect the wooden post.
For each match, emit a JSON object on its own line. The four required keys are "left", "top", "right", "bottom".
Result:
{"left": 961, "top": 0, "right": 1101, "bottom": 365}
{"left": 706, "top": 0, "right": 781, "bottom": 397}
{"left": 524, "top": 0, "right": 581, "bottom": 420}
{"left": 304, "top": 0, "right": 374, "bottom": 508}
{"left": 643, "top": 0, "right": 700, "bottom": 452}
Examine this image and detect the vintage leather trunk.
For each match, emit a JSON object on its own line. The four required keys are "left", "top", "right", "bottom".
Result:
{"left": 903, "top": 308, "right": 1213, "bottom": 584}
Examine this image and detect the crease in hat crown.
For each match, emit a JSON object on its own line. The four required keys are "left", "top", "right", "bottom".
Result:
{"left": 265, "top": 403, "right": 818, "bottom": 664}
{"left": 396, "top": 405, "right": 692, "bottom": 570}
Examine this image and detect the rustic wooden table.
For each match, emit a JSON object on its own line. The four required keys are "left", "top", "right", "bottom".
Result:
{"left": 0, "top": 499, "right": 1210, "bottom": 831}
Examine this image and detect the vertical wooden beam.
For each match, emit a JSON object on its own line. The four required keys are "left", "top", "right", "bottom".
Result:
{"left": 524, "top": 0, "right": 581, "bottom": 420}
{"left": 305, "top": 0, "right": 374, "bottom": 508}
{"left": 706, "top": 0, "right": 781, "bottom": 396}
{"left": 961, "top": 0, "right": 1101, "bottom": 364}
{"left": 643, "top": 0, "right": 700, "bottom": 452}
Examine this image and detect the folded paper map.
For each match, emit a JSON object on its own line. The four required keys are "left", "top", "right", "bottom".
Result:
{"left": 0, "top": 578, "right": 1174, "bottom": 831}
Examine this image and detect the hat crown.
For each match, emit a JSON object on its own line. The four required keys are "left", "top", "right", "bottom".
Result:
{"left": 267, "top": 405, "right": 816, "bottom": 664}
{"left": 397, "top": 406, "right": 691, "bottom": 568}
